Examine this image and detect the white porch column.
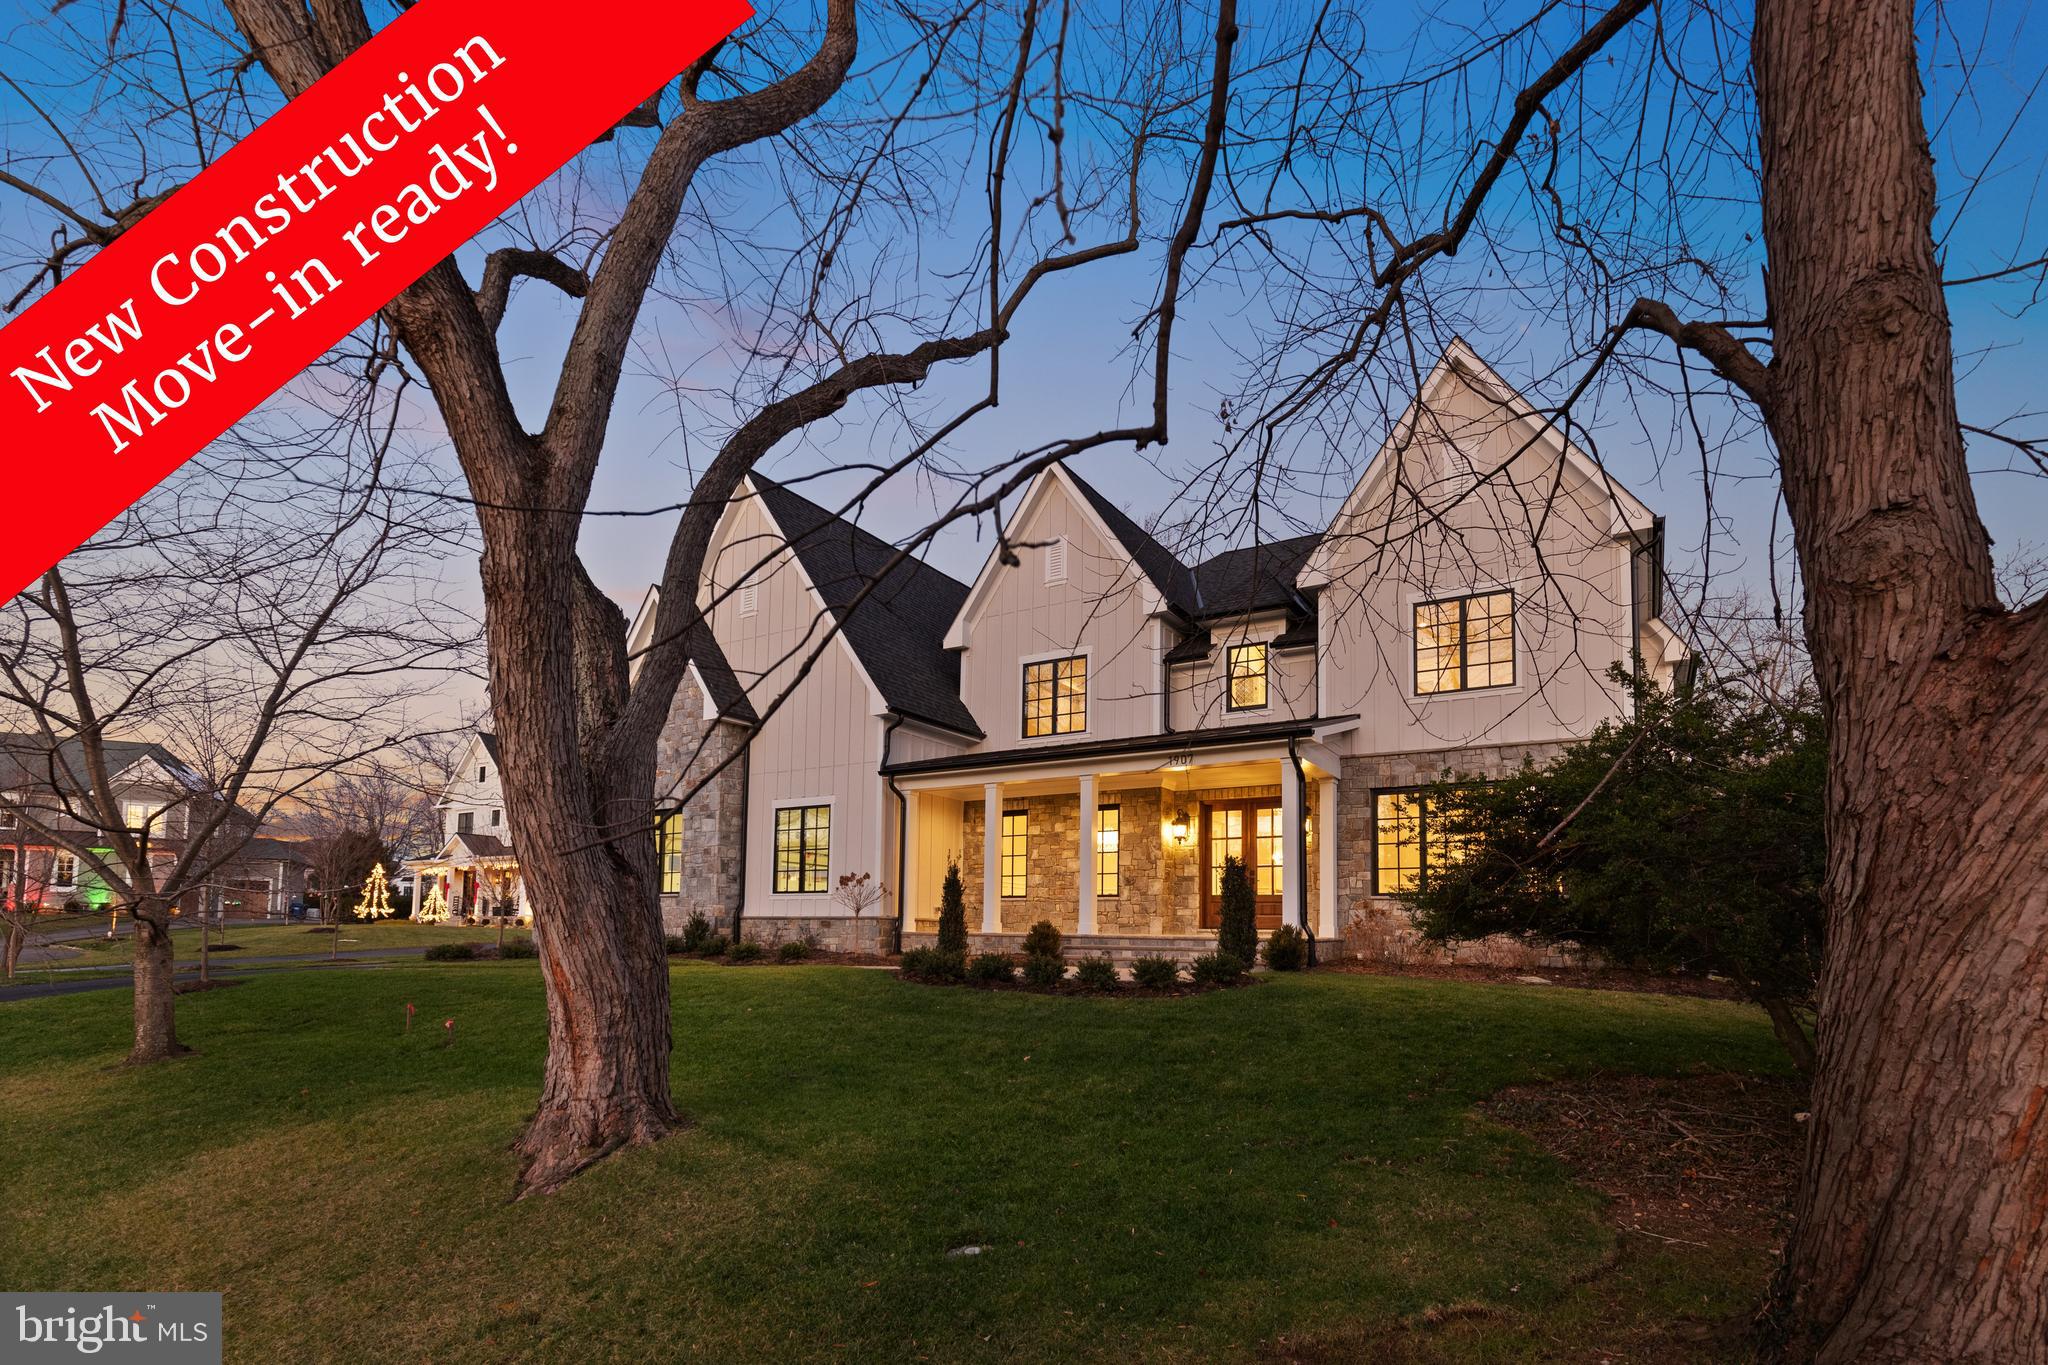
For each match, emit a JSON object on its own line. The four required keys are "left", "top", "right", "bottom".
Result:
{"left": 1077, "top": 774, "right": 1098, "bottom": 936}
{"left": 901, "top": 789, "right": 922, "bottom": 930}
{"left": 1282, "top": 767, "right": 1305, "bottom": 930}
{"left": 981, "top": 782, "right": 1002, "bottom": 933}
{"left": 1317, "top": 776, "right": 1339, "bottom": 939}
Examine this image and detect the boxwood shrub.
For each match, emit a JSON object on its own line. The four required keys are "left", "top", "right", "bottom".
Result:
{"left": 967, "top": 952, "right": 1015, "bottom": 983}
{"left": 1190, "top": 951, "right": 1247, "bottom": 986}
{"left": 1130, "top": 955, "right": 1181, "bottom": 989}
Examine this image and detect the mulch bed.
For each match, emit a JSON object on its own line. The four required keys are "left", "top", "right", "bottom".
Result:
{"left": 1318, "top": 957, "right": 1748, "bottom": 1002}
{"left": 1483, "top": 1071, "right": 1806, "bottom": 1254}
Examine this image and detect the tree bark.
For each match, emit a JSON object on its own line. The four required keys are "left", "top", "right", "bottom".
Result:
{"left": 1754, "top": 1, "right": 2048, "bottom": 1358}
{"left": 127, "top": 903, "right": 186, "bottom": 1063}
{"left": 1760, "top": 996, "right": 1815, "bottom": 1076}
{"left": 476, "top": 490, "right": 678, "bottom": 1196}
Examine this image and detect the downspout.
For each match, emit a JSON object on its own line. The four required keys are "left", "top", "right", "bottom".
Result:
{"left": 883, "top": 712, "right": 907, "bottom": 953}
{"left": 730, "top": 739, "right": 751, "bottom": 942}
{"left": 1287, "top": 735, "right": 1317, "bottom": 967}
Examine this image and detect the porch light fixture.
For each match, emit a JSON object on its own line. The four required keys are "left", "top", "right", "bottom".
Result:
{"left": 1169, "top": 808, "right": 1192, "bottom": 847}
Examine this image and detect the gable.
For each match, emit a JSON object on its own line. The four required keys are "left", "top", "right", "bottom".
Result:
{"left": 1299, "top": 340, "right": 1655, "bottom": 591}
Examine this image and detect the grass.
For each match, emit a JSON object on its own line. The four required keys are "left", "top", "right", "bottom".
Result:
{"left": 64, "top": 920, "right": 530, "bottom": 962}
{"left": 0, "top": 964, "right": 1789, "bottom": 1362}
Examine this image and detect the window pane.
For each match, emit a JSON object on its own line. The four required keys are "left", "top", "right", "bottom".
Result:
{"left": 1375, "top": 792, "right": 1422, "bottom": 893}
{"left": 1057, "top": 657, "right": 1087, "bottom": 733}
{"left": 1254, "top": 805, "right": 1284, "bottom": 895}
{"left": 1001, "top": 810, "right": 1028, "bottom": 897}
{"left": 804, "top": 806, "right": 830, "bottom": 892}
{"left": 1096, "top": 805, "right": 1120, "bottom": 897}
{"left": 658, "top": 812, "right": 684, "bottom": 894}
{"left": 1208, "top": 807, "right": 1243, "bottom": 895}
{"left": 1228, "top": 644, "right": 1268, "bottom": 709}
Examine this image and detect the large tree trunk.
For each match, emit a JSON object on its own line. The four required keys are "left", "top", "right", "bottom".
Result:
{"left": 480, "top": 501, "right": 678, "bottom": 1197}
{"left": 127, "top": 903, "right": 186, "bottom": 1063}
{"left": 1755, "top": 0, "right": 2048, "bottom": 1358}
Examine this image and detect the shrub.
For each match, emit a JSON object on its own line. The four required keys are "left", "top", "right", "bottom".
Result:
{"left": 1262, "top": 924, "right": 1309, "bottom": 971}
{"left": 776, "top": 939, "right": 810, "bottom": 962}
{"left": 1190, "top": 951, "right": 1247, "bottom": 986}
{"left": 1021, "top": 953, "right": 1066, "bottom": 988}
{"left": 664, "top": 934, "right": 691, "bottom": 955}
{"left": 680, "top": 912, "right": 712, "bottom": 953}
{"left": 1074, "top": 956, "right": 1119, "bottom": 990}
{"left": 1021, "top": 919, "right": 1063, "bottom": 960}
{"left": 967, "top": 952, "right": 1015, "bottom": 983}
{"left": 1131, "top": 955, "right": 1181, "bottom": 989}
{"left": 727, "top": 938, "right": 765, "bottom": 963}
{"left": 499, "top": 938, "right": 539, "bottom": 960}
{"left": 698, "top": 934, "right": 730, "bottom": 958}
{"left": 935, "top": 861, "right": 969, "bottom": 956}
{"left": 901, "top": 946, "right": 965, "bottom": 982}
{"left": 424, "top": 943, "right": 477, "bottom": 962}
{"left": 1216, "top": 856, "right": 1258, "bottom": 966}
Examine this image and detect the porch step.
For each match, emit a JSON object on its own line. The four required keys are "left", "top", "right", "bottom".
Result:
{"left": 902, "top": 931, "right": 1221, "bottom": 967}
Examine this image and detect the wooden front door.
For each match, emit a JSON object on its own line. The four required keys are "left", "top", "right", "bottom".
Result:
{"left": 1200, "top": 798, "right": 1284, "bottom": 929}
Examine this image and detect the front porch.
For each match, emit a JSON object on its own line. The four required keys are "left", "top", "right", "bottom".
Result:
{"left": 891, "top": 722, "right": 1347, "bottom": 951}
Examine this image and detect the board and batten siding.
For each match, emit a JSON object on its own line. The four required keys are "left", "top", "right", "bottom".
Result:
{"left": 705, "top": 491, "right": 891, "bottom": 918}
{"left": 1316, "top": 370, "right": 1638, "bottom": 757}
{"left": 1167, "top": 612, "right": 1318, "bottom": 730}
{"left": 953, "top": 476, "right": 1163, "bottom": 750}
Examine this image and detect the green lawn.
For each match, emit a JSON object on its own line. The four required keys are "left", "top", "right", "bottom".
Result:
{"left": 0, "top": 964, "right": 1788, "bottom": 1362}
{"left": 64, "top": 920, "right": 529, "bottom": 962}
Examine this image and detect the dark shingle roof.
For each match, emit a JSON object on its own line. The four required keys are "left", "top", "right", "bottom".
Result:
{"left": 1190, "top": 534, "right": 1321, "bottom": 619}
{"left": 477, "top": 732, "right": 501, "bottom": 768}
{"left": 1065, "top": 472, "right": 1200, "bottom": 617}
{"left": 0, "top": 733, "right": 206, "bottom": 794}
{"left": 750, "top": 477, "right": 983, "bottom": 738}
{"left": 681, "top": 623, "right": 759, "bottom": 725}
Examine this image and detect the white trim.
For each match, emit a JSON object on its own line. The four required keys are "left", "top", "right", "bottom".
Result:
{"left": 944, "top": 465, "right": 1162, "bottom": 651}
{"left": 1016, "top": 646, "right": 1094, "bottom": 745}
{"left": 766, "top": 795, "right": 836, "bottom": 897}
{"left": 1298, "top": 340, "right": 1655, "bottom": 592}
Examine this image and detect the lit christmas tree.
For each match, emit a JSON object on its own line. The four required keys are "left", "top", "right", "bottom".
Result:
{"left": 356, "top": 864, "right": 394, "bottom": 920}
{"left": 416, "top": 880, "right": 449, "bottom": 924}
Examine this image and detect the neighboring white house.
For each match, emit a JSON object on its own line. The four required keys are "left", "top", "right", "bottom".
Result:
{"left": 639, "top": 340, "right": 1688, "bottom": 955}
{"left": 407, "top": 731, "right": 528, "bottom": 923}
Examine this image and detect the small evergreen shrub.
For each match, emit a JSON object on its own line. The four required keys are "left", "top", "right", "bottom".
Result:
{"left": 424, "top": 943, "right": 477, "bottom": 962}
{"left": 1074, "top": 956, "right": 1119, "bottom": 990}
{"left": 727, "top": 938, "right": 765, "bottom": 963}
{"left": 1021, "top": 919, "right": 1063, "bottom": 959}
{"left": 499, "top": 938, "right": 539, "bottom": 960}
{"left": 901, "top": 946, "right": 966, "bottom": 981}
{"left": 776, "top": 940, "right": 810, "bottom": 962}
{"left": 680, "top": 912, "right": 712, "bottom": 952}
{"left": 967, "top": 952, "right": 1015, "bottom": 983}
{"left": 664, "top": 934, "right": 690, "bottom": 955}
{"left": 936, "top": 862, "right": 969, "bottom": 955}
{"left": 1191, "top": 951, "right": 1247, "bottom": 986}
{"left": 1131, "top": 955, "right": 1181, "bottom": 989}
{"left": 1262, "top": 925, "right": 1309, "bottom": 971}
{"left": 1216, "top": 856, "right": 1259, "bottom": 966}
{"left": 1022, "top": 953, "right": 1066, "bottom": 988}
{"left": 698, "top": 934, "right": 730, "bottom": 958}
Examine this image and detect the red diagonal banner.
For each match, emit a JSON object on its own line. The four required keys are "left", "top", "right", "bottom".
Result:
{"left": 0, "top": 0, "right": 752, "bottom": 602}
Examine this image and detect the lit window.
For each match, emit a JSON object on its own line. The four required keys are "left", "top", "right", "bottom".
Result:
{"left": 51, "top": 852, "right": 77, "bottom": 887}
{"left": 1374, "top": 790, "right": 1475, "bottom": 893}
{"left": 1226, "top": 643, "right": 1268, "bottom": 710}
{"left": 1096, "top": 804, "right": 1120, "bottom": 897}
{"left": 1001, "top": 810, "right": 1029, "bottom": 897}
{"left": 657, "top": 811, "right": 684, "bottom": 894}
{"left": 1415, "top": 591, "right": 1515, "bottom": 693}
{"left": 1023, "top": 655, "right": 1087, "bottom": 737}
{"left": 773, "top": 805, "right": 830, "bottom": 894}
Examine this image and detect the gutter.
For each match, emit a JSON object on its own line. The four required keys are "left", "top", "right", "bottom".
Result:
{"left": 1286, "top": 735, "right": 1317, "bottom": 967}
{"left": 882, "top": 712, "right": 908, "bottom": 952}
{"left": 731, "top": 740, "right": 751, "bottom": 943}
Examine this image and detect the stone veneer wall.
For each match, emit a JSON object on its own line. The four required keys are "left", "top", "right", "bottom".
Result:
{"left": 655, "top": 667, "right": 748, "bottom": 936}
{"left": 950, "top": 781, "right": 1317, "bottom": 937}
{"left": 1333, "top": 742, "right": 1582, "bottom": 969}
